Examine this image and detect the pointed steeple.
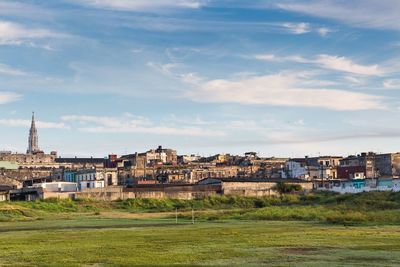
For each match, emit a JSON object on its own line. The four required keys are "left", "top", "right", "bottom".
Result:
{"left": 27, "top": 112, "right": 39, "bottom": 154}
{"left": 31, "top": 112, "right": 36, "bottom": 128}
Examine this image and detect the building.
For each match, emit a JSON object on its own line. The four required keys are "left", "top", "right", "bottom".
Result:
{"left": 283, "top": 158, "right": 308, "bottom": 179}
{"left": 55, "top": 157, "right": 107, "bottom": 169}
{"left": 27, "top": 112, "right": 41, "bottom": 154}
{"left": 31, "top": 182, "right": 77, "bottom": 192}
{"left": 64, "top": 170, "right": 77, "bottom": 182}
{"left": 155, "top": 146, "right": 177, "bottom": 165}
{"left": 337, "top": 153, "right": 376, "bottom": 179}
{"left": 76, "top": 169, "right": 105, "bottom": 190}
{"left": 0, "top": 151, "right": 58, "bottom": 168}
{"left": 0, "top": 161, "right": 19, "bottom": 170}
{"left": 178, "top": 154, "right": 201, "bottom": 164}
{"left": 75, "top": 168, "right": 117, "bottom": 190}
{"left": 0, "top": 113, "right": 58, "bottom": 168}
{"left": 374, "top": 153, "right": 400, "bottom": 178}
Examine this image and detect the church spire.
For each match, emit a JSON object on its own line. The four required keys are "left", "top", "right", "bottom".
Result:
{"left": 27, "top": 112, "right": 39, "bottom": 154}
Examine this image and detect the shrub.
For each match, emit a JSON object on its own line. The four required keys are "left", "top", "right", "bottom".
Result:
{"left": 273, "top": 182, "right": 302, "bottom": 194}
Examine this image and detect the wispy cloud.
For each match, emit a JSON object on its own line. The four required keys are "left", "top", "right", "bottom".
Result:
{"left": 0, "top": 20, "right": 65, "bottom": 46}
{"left": 316, "top": 55, "right": 386, "bottom": 76}
{"left": 0, "top": 63, "right": 31, "bottom": 77}
{"left": 0, "top": 92, "right": 21, "bottom": 104}
{"left": 97, "top": 13, "right": 330, "bottom": 35}
{"left": 186, "top": 72, "right": 384, "bottom": 111}
{"left": 255, "top": 54, "right": 387, "bottom": 76}
{"left": 276, "top": 0, "right": 400, "bottom": 31}
{"left": 0, "top": 119, "right": 68, "bottom": 129}
{"left": 62, "top": 114, "right": 225, "bottom": 137}
{"left": 344, "top": 76, "right": 365, "bottom": 86}
{"left": 383, "top": 79, "right": 400, "bottom": 89}
{"left": 283, "top": 22, "right": 310, "bottom": 34}
{"left": 73, "top": 0, "right": 205, "bottom": 11}
{"left": 317, "top": 27, "right": 333, "bottom": 37}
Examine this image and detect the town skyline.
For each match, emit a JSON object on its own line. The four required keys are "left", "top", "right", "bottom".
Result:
{"left": 1, "top": 111, "right": 398, "bottom": 159}
{"left": 1, "top": 1, "right": 400, "bottom": 156}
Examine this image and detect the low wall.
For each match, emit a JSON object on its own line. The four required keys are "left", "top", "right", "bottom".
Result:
{"left": 43, "top": 192, "right": 76, "bottom": 199}
{"left": 222, "top": 181, "right": 313, "bottom": 197}
{"left": 76, "top": 185, "right": 222, "bottom": 201}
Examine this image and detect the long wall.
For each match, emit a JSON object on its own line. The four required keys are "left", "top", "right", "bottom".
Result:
{"left": 76, "top": 185, "right": 221, "bottom": 201}
{"left": 14, "top": 180, "right": 314, "bottom": 201}
{"left": 221, "top": 181, "right": 313, "bottom": 197}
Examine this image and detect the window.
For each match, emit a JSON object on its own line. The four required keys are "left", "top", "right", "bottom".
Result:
{"left": 87, "top": 183, "right": 91, "bottom": 188}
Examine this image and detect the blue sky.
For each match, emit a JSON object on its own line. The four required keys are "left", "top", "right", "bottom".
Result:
{"left": 1, "top": 0, "right": 400, "bottom": 157}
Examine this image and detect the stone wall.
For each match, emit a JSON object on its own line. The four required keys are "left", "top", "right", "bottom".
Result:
{"left": 76, "top": 185, "right": 221, "bottom": 201}
{"left": 221, "top": 181, "right": 313, "bottom": 197}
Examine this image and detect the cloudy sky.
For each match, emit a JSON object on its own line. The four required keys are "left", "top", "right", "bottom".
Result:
{"left": 1, "top": 0, "right": 400, "bottom": 157}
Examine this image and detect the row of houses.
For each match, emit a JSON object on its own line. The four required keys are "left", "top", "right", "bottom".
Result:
{"left": 4, "top": 147, "right": 400, "bottom": 201}
{"left": 283, "top": 152, "right": 400, "bottom": 180}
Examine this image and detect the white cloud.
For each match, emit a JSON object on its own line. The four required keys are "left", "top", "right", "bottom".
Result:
{"left": 186, "top": 72, "right": 384, "bottom": 111}
{"left": 62, "top": 114, "right": 225, "bottom": 137}
{"left": 165, "top": 114, "right": 216, "bottom": 126}
{"left": 75, "top": 0, "right": 205, "bottom": 11}
{"left": 317, "top": 27, "right": 332, "bottom": 37}
{"left": 0, "top": 21, "right": 64, "bottom": 46}
{"left": 0, "top": 92, "right": 21, "bottom": 104}
{"left": 255, "top": 54, "right": 387, "bottom": 76}
{"left": 0, "top": 63, "right": 31, "bottom": 76}
{"left": 276, "top": 0, "right": 400, "bottom": 31}
{"left": 0, "top": 119, "right": 68, "bottom": 129}
{"left": 147, "top": 62, "right": 180, "bottom": 75}
{"left": 180, "top": 73, "right": 204, "bottom": 85}
{"left": 254, "top": 54, "right": 307, "bottom": 63}
{"left": 383, "top": 79, "right": 400, "bottom": 89}
{"left": 283, "top": 22, "right": 310, "bottom": 34}
{"left": 344, "top": 76, "right": 365, "bottom": 85}
{"left": 281, "top": 22, "right": 332, "bottom": 36}
{"left": 294, "top": 119, "right": 305, "bottom": 126}
{"left": 315, "top": 55, "right": 385, "bottom": 76}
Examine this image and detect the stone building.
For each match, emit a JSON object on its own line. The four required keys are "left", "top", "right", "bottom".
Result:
{"left": 374, "top": 153, "right": 400, "bottom": 178}
{"left": 337, "top": 152, "right": 376, "bottom": 179}
{"left": 27, "top": 112, "right": 40, "bottom": 154}
{"left": 0, "top": 113, "right": 58, "bottom": 168}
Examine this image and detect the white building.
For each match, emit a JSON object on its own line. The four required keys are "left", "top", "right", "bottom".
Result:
{"left": 31, "top": 182, "right": 77, "bottom": 192}
{"left": 283, "top": 160, "right": 309, "bottom": 179}
{"left": 75, "top": 169, "right": 117, "bottom": 190}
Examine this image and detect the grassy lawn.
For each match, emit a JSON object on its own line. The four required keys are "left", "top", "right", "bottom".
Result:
{"left": 1, "top": 217, "right": 400, "bottom": 266}
{"left": 1, "top": 192, "right": 400, "bottom": 266}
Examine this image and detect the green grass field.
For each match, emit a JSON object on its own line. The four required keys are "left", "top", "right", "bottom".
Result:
{"left": 1, "top": 192, "right": 400, "bottom": 266}
{"left": 1, "top": 218, "right": 400, "bottom": 266}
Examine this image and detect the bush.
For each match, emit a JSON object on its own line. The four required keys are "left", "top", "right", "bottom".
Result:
{"left": 273, "top": 182, "right": 302, "bottom": 194}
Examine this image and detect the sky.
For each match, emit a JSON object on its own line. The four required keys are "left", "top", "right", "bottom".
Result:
{"left": 1, "top": 0, "right": 400, "bottom": 157}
